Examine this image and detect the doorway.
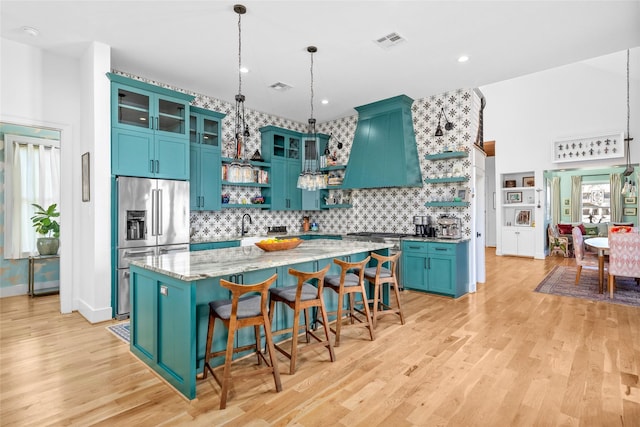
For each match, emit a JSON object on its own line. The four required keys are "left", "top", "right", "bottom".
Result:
{"left": 1, "top": 117, "right": 71, "bottom": 313}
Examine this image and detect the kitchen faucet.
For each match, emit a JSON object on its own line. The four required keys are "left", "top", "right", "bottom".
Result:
{"left": 241, "top": 214, "right": 252, "bottom": 237}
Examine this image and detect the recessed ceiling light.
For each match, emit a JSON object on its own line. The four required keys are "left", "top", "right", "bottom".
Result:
{"left": 22, "top": 26, "right": 39, "bottom": 37}
{"left": 458, "top": 55, "right": 469, "bottom": 63}
{"left": 240, "top": 66, "right": 249, "bottom": 73}
{"left": 321, "top": 99, "right": 329, "bottom": 105}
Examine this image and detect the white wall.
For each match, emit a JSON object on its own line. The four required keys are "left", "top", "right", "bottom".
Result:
{"left": 481, "top": 48, "right": 640, "bottom": 259}
{"left": 1, "top": 38, "right": 112, "bottom": 322}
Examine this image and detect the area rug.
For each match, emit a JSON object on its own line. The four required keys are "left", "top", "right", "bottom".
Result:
{"left": 535, "top": 266, "right": 640, "bottom": 307}
{"left": 106, "top": 322, "right": 130, "bottom": 344}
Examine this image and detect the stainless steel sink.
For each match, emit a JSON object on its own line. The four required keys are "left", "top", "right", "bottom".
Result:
{"left": 240, "top": 235, "right": 267, "bottom": 247}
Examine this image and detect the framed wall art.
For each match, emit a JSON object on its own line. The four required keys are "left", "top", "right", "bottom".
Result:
{"left": 522, "top": 176, "right": 535, "bottom": 187}
{"left": 623, "top": 207, "right": 637, "bottom": 216}
{"left": 551, "top": 132, "right": 624, "bottom": 164}
{"left": 624, "top": 196, "right": 637, "bottom": 205}
{"left": 514, "top": 209, "right": 532, "bottom": 226}
{"left": 507, "top": 191, "right": 522, "bottom": 203}
{"left": 81, "top": 152, "right": 90, "bottom": 202}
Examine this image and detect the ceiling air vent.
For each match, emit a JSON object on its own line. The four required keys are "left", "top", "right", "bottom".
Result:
{"left": 374, "top": 32, "right": 406, "bottom": 49}
{"left": 269, "top": 81, "right": 292, "bottom": 91}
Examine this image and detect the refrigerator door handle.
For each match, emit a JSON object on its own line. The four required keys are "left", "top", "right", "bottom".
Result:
{"left": 151, "top": 189, "right": 157, "bottom": 236}
{"left": 157, "top": 189, "right": 163, "bottom": 235}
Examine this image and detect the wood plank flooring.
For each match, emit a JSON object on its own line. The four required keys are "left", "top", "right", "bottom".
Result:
{"left": 1, "top": 249, "right": 639, "bottom": 426}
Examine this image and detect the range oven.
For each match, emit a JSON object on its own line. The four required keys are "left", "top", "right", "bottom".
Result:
{"left": 343, "top": 232, "right": 409, "bottom": 289}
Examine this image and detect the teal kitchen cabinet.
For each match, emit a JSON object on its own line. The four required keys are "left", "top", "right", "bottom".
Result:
{"left": 108, "top": 73, "right": 194, "bottom": 179}
{"left": 260, "top": 126, "right": 302, "bottom": 211}
{"left": 189, "top": 107, "right": 225, "bottom": 211}
{"left": 130, "top": 265, "right": 197, "bottom": 397}
{"left": 401, "top": 240, "right": 469, "bottom": 297}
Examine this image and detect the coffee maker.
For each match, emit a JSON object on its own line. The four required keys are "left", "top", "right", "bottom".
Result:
{"left": 436, "top": 214, "right": 462, "bottom": 239}
{"left": 413, "top": 215, "right": 435, "bottom": 237}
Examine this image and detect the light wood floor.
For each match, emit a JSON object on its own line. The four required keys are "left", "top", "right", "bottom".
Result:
{"left": 1, "top": 249, "right": 639, "bottom": 426}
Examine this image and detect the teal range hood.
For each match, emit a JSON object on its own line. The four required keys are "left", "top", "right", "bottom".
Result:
{"left": 342, "top": 95, "right": 423, "bottom": 189}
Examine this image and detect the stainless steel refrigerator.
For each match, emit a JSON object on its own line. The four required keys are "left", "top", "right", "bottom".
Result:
{"left": 115, "top": 176, "right": 190, "bottom": 319}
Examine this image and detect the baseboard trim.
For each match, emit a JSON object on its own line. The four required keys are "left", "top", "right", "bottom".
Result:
{"left": 76, "top": 298, "right": 113, "bottom": 324}
{"left": 0, "top": 281, "right": 60, "bottom": 298}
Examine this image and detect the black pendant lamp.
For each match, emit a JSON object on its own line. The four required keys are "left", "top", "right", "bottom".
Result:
{"left": 623, "top": 49, "right": 634, "bottom": 177}
{"left": 233, "top": 4, "right": 250, "bottom": 160}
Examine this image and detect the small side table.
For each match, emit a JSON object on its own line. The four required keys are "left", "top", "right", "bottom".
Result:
{"left": 28, "top": 255, "right": 60, "bottom": 297}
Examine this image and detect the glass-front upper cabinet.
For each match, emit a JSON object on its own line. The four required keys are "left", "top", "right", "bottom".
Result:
{"left": 109, "top": 74, "right": 192, "bottom": 139}
{"left": 189, "top": 107, "right": 225, "bottom": 147}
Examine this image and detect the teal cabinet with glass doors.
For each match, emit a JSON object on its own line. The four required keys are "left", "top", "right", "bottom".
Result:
{"left": 260, "top": 126, "right": 302, "bottom": 211}
{"left": 108, "top": 73, "right": 194, "bottom": 179}
{"left": 189, "top": 107, "right": 225, "bottom": 211}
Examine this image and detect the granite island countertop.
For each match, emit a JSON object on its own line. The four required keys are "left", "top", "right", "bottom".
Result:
{"left": 130, "top": 239, "right": 393, "bottom": 281}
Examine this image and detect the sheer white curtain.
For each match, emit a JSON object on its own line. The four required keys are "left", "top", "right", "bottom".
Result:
{"left": 4, "top": 134, "right": 60, "bottom": 259}
{"left": 570, "top": 175, "right": 582, "bottom": 222}
{"left": 551, "top": 176, "right": 561, "bottom": 225}
{"left": 610, "top": 173, "right": 622, "bottom": 222}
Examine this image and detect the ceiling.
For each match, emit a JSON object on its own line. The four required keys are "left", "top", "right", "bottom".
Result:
{"left": 2, "top": 1, "right": 639, "bottom": 123}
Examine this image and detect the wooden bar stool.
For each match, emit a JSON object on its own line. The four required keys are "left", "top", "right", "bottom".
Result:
{"left": 268, "top": 264, "right": 335, "bottom": 374}
{"left": 323, "top": 256, "right": 375, "bottom": 346}
{"left": 358, "top": 252, "right": 405, "bottom": 328}
{"left": 202, "top": 274, "right": 281, "bottom": 409}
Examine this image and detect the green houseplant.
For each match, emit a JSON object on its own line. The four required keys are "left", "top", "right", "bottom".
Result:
{"left": 31, "top": 203, "right": 60, "bottom": 255}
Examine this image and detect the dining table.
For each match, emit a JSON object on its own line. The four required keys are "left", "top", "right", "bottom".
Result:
{"left": 584, "top": 236, "right": 609, "bottom": 293}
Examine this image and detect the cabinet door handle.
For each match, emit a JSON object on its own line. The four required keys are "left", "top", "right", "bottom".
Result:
{"left": 155, "top": 160, "right": 160, "bottom": 173}
{"left": 200, "top": 196, "right": 204, "bottom": 207}
{"left": 155, "top": 116, "right": 158, "bottom": 130}
{"left": 427, "top": 258, "right": 431, "bottom": 269}
{"left": 435, "top": 248, "right": 447, "bottom": 251}
{"left": 408, "top": 246, "right": 420, "bottom": 250}
{"left": 150, "top": 160, "right": 154, "bottom": 173}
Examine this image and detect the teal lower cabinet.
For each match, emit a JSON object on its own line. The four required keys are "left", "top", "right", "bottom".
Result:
{"left": 130, "top": 265, "right": 198, "bottom": 399}
{"left": 129, "top": 249, "right": 380, "bottom": 400}
{"left": 189, "top": 241, "right": 240, "bottom": 251}
{"left": 401, "top": 240, "right": 469, "bottom": 298}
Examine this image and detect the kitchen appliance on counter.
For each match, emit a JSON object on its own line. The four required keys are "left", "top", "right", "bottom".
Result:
{"left": 436, "top": 214, "right": 462, "bottom": 239}
{"left": 343, "top": 232, "right": 410, "bottom": 289}
{"left": 115, "top": 176, "right": 190, "bottom": 319}
{"left": 413, "top": 215, "right": 435, "bottom": 237}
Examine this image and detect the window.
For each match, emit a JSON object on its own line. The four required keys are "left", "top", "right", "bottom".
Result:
{"left": 581, "top": 182, "right": 610, "bottom": 224}
{"left": 4, "top": 133, "right": 60, "bottom": 259}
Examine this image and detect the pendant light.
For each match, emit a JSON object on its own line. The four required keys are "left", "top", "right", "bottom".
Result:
{"left": 297, "top": 46, "right": 327, "bottom": 190}
{"left": 620, "top": 49, "right": 635, "bottom": 198}
{"left": 623, "top": 48, "right": 634, "bottom": 177}
{"left": 233, "top": 4, "right": 249, "bottom": 160}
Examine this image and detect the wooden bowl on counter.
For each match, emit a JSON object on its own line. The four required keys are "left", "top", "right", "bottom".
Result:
{"left": 255, "top": 238, "right": 302, "bottom": 252}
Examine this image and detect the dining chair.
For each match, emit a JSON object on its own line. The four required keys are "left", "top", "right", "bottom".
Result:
{"left": 607, "top": 228, "right": 640, "bottom": 299}
{"left": 572, "top": 226, "right": 602, "bottom": 285}
{"left": 548, "top": 224, "right": 571, "bottom": 257}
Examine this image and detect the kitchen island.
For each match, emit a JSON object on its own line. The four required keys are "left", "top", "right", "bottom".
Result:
{"left": 128, "top": 239, "right": 393, "bottom": 399}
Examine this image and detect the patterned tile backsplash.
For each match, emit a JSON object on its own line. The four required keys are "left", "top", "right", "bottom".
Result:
{"left": 115, "top": 71, "right": 480, "bottom": 240}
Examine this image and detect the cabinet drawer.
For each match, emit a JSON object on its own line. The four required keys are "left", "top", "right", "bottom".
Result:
{"left": 428, "top": 244, "right": 457, "bottom": 255}
{"left": 401, "top": 241, "right": 429, "bottom": 252}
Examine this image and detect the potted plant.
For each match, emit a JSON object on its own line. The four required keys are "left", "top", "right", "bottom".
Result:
{"left": 30, "top": 203, "right": 60, "bottom": 255}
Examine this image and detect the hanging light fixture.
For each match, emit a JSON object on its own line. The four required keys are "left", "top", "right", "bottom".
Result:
{"left": 620, "top": 49, "right": 635, "bottom": 198}
{"left": 434, "top": 107, "right": 454, "bottom": 137}
{"left": 233, "top": 4, "right": 250, "bottom": 160}
{"left": 297, "top": 46, "right": 327, "bottom": 190}
{"left": 623, "top": 48, "right": 634, "bottom": 177}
